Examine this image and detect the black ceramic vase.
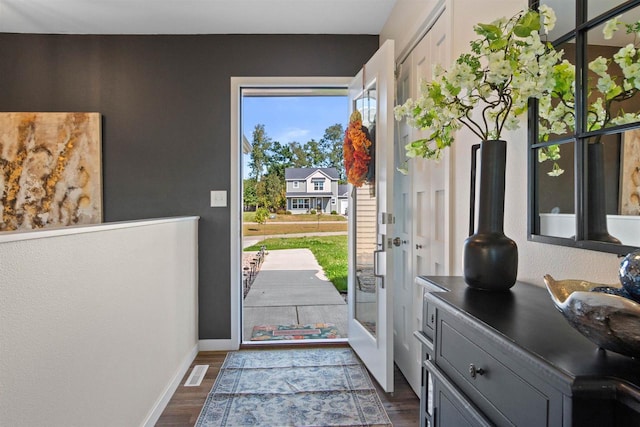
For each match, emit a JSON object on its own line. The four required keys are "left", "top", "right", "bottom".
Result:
{"left": 463, "top": 139, "right": 518, "bottom": 291}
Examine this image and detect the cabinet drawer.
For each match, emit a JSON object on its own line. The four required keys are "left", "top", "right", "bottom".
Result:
{"left": 422, "top": 297, "right": 436, "bottom": 338}
{"left": 439, "top": 319, "right": 549, "bottom": 427}
{"left": 425, "top": 359, "right": 492, "bottom": 427}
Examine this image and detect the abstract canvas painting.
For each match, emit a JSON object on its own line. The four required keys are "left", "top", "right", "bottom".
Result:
{"left": 0, "top": 112, "right": 102, "bottom": 231}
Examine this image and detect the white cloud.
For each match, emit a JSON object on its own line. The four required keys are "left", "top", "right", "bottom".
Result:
{"left": 278, "top": 127, "right": 311, "bottom": 143}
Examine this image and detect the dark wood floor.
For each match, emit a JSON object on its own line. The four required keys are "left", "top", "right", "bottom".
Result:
{"left": 156, "top": 345, "right": 420, "bottom": 426}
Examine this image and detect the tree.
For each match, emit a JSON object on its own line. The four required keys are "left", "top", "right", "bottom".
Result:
{"left": 320, "top": 123, "right": 345, "bottom": 182}
{"left": 254, "top": 207, "right": 269, "bottom": 234}
{"left": 243, "top": 178, "right": 258, "bottom": 211}
{"left": 303, "top": 139, "right": 324, "bottom": 168}
{"left": 268, "top": 141, "right": 294, "bottom": 179}
{"left": 256, "top": 172, "right": 286, "bottom": 212}
{"left": 290, "top": 142, "right": 309, "bottom": 168}
{"left": 248, "top": 124, "right": 272, "bottom": 181}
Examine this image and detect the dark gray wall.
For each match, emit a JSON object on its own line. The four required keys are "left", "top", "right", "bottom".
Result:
{"left": 0, "top": 33, "right": 379, "bottom": 339}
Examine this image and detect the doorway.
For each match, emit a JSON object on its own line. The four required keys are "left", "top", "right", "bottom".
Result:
{"left": 231, "top": 79, "right": 351, "bottom": 345}
{"left": 230, "top": 41, "right": 396, "bottom": 392}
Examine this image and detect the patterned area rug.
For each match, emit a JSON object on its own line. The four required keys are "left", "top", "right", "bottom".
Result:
{"left": 250, "top": 323, "right": 340, "bottom": 341}
{"left": 195, "top": 348, "right": 392, "bottom": 427}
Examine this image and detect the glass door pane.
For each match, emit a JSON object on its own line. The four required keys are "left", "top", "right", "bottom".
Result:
{"left": 353, "top": 84, "right": 378, "bottom": 336}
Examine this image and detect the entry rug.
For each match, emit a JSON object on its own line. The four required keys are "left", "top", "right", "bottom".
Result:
{"left": 195, "top": 348, "right": 392, "bottom": 427}
{"left": 250, "top": 323, "right": 340, "bottom": 341}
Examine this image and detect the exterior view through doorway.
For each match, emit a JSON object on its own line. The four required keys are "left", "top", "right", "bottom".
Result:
{"left": 239, "top": 83, "right": 350, "bottom": 344}
{"left": 231, "top": 41, "right": 395, "bottom": 392}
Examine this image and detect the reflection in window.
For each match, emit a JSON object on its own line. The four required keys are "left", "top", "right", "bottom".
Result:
{"left": 538, "top": 40, "right": 576, "bottom": 143}
{"left": 353, "top": 82, "right": 378, "bottom": 337}
{"left": 585, "top": 10, "right": 640, "bottom": 131}
{"left": 530, "top": 0, "right": 640, "bottom": 251}
{"left": 588, "top": 0, "right": 629, "bottom": 20}
{"left": 542, "top": 0, "right": 576, "bottom": 41}
{"left": 620, "top": 129, "right": 640, "bottom": 216}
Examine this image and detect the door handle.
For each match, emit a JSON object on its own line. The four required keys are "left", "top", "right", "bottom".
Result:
{"left": 392, "top": 237, "right": 407, "bottom": 247}
{"left": 373, "top": 249, "right": 385, "bottom": 288}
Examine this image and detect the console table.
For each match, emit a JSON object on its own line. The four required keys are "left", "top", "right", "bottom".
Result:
{"left": 414, "top": 276, "right": 640, "bottom": 427}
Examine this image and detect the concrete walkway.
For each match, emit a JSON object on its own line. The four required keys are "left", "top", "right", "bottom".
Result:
{"left": 243, "top": 248, "right": 347, "bottom": 341}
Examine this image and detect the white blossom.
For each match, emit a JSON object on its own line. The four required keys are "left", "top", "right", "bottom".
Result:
{"left": 539, "top": 4, "right": 556, "bottom": 33}
{"left": 588, "top": 57, "right": 608, "bottom": 77}
{"left": 596, "top": 75, "right": 617, "bottom": 98}
{"left": 611, "top": 113, "right": 640, "bottom": 126}
{"left": 548, "top": 165, "right": 565, "bottom": 177}
{"left": 603, "top": 16, "right": 622, "bottom": 40}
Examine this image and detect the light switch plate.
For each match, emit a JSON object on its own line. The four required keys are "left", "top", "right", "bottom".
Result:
{"left": 210, "top": 190, "right": 227, "bottom": 207}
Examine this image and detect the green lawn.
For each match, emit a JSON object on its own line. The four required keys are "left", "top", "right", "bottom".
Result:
{"left": 244, "top": 235, "right": 347, "bottom": 292}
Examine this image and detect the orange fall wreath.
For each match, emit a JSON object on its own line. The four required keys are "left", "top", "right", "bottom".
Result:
{"left": 343, "top": 111, "right": 372, "bottom": 187}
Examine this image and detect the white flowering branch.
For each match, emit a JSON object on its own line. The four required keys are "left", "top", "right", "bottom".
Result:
{"left": 394, "top": 5, "right": 560, "bottom": 160}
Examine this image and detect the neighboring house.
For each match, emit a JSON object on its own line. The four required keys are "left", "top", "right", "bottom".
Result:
{"left": 285, "top": 167, "right": 347, "bottom": 214}
{"left": 338, "top": 184, "right": 349, "bottom": 215}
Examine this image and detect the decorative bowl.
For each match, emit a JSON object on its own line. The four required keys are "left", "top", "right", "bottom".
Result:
{"left": 544, "top": 274, "right": 640, "bottom": 358}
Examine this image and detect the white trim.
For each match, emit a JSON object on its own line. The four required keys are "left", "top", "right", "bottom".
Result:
{"left": 306, "top": 169, "right": 335, "bottom": 180}
{"left": 231, "top": 78, "right": 242, "bottom": 349}
{"left": 231, "top": 76, "right": 350, "bottom": 346}
{"left": 142, "top": 343, "right": 199, "bottom": 427}
{"left": 0, "top": 216, "right": 199, "bottom": 244}
{"left": 199, "top": 339, "right": 239, "bottom": 351}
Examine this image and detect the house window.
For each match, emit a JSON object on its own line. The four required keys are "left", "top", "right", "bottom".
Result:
{"left": 312, "top": 179, "right": 324, "bottom": 191}
{"left": 292, "top": 181, "right": 299, "bottom": 189}
{"left": 292, "top": 198, "right": 309, "bottom": 209}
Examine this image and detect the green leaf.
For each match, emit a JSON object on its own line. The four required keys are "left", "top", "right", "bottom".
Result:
{"left": 475, "top": 23, "right": 501, "bottom": 40}
{"left": 446, "top": 82, "right": 461, "bottom": 96}
{"left": 513, "top": 11, "right": 540, "bottom": 37}
{"left": 607, "top": 85, "right": 623, "bottom": 100}
{"left": 470, "top": 40, "right": 482, "bottom": 54}
{"left": 489, "top": 38, "right": 507, "bottom": 50}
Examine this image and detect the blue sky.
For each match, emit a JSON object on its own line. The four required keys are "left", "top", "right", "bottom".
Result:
{"left": 242, "top": 95, "right": 348, "bottom": 178}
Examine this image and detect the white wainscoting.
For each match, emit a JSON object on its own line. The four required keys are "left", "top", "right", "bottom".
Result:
{"left": 0, "top": 217, "right": 199, "bottom": 427}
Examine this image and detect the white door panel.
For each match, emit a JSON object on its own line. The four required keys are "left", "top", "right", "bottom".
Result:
{"left": 393, "top": 7, "right": 450, "bottom": 396}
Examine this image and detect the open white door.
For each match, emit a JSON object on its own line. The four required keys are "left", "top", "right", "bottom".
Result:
{"left": 347, "top": 39, "right": 395, "bottom": 393}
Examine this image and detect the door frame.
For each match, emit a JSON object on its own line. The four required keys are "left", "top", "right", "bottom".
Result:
{"left": 229, "top": 76, "right": 351, "bottom": 348}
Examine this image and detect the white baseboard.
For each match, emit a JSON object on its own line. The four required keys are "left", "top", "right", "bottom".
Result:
{"left": 198, "top": 339, "right": 239, "bottom": 351}
{"left": 142, "top": 343, "right": 199, "bottom": 427}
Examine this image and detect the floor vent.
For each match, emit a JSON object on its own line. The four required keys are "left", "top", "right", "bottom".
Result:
{"left": 184, "top": 364, "right": 209, "bottom": 387}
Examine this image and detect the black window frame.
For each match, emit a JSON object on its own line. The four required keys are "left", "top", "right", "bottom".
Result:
{"left": 528, "top": 0, "right": 640, "bottom": 255}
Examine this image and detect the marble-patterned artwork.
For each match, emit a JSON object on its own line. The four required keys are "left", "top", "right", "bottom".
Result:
{"left": 621, "top": 129, "right": 640, "bottom": 215}
{"left": 0, "top": 112, "right": 102, "bottom": 231}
